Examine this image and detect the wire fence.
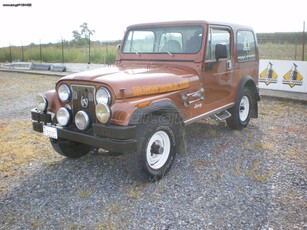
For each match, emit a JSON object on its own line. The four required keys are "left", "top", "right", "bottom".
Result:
{"left": 0, "top": 35, "right": 306, "bottom": 63}
{"left": 257, "top": 32, "right": 306, "bottom": 61}
{"left": 0, "top": 40, "right": 119, "bottom": 64}
{"left": 258, "top": 41, "right": 306, "bottom": 61}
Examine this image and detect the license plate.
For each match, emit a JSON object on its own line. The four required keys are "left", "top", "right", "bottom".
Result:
{"left": 43, "top": 125, "right": 58, "bottom": 139}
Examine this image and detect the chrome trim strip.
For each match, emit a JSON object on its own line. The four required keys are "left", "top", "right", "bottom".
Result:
{"left": 184, "top": 102, "right": 235, "bottom": 125}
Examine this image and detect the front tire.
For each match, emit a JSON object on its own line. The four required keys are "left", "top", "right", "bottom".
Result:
{"left": 125, "top": 115, "right": 177, "bottom": 181}
{"left": 227, "top": 88, "right": 252, "bottom": 130}
{"left": 50, "top": 137, "right": 92, "bottom": 158}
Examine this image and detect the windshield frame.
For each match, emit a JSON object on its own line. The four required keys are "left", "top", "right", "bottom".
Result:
{"left": 121, "top": 25, "right": 204, "bottom": 55}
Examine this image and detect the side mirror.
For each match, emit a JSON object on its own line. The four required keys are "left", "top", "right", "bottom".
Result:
{"left": 215, "top": 44, "right": 228, "bottom": 61}
{"left": 117, "top": 44, "right": 121, "bottom": 51}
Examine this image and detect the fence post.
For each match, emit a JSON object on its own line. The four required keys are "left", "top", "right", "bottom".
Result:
{"left": 295, "top": 39, "right": 297, "bottom": 60}
{"left": 62, "top": 39, "right": 64, "bottom": 64}
{"left": 302, "top": 21, "right": 305, "bottom": 61}
{"left": 40, "top": 40, "right": 42, "bottom": 63}
{"left": 9, "top": 44, "right": 12, "bottom": 63}
{"left": 21, "top": 43, "right": 24, "bottom": 62}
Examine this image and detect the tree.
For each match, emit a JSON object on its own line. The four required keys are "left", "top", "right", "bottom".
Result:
{"left": 72, "top": 22, "right": 95, "bottom": 63}
{"left": 80, "top": 22, "right": 95, "bottom": 40}
{"left": 72, "top": 30, "right": 82, "bottom": 41}
{"left": 72, "top": 23, "right": 95, "bottom": 44}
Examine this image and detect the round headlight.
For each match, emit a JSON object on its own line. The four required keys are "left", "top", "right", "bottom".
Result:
{"left": 75, "top": 111, "right": 90, "bottom": 130}
{"left": 56, "top": 107, "right": 71, "bottom": 127}
{"left": 35, "top": 94, "right": 48, "bottom": 112}
{"left": 58, "top": 84, "right": 71, "bottom": 102}
{"left": 96, "top": 87, "right": 111, "bottom": 105}
{"left": 96, "top": 103, "right": 111, "bottom": 124}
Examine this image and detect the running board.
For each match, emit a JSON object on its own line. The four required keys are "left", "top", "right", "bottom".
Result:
{"left": 211, "top": 110, "right": 231, "bottom": 121}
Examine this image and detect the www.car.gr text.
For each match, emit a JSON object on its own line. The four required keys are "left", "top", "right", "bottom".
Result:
{"left": 3, "top": 3, "right": 32, "bottom": 7}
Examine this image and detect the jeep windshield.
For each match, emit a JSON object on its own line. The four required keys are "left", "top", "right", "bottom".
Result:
{"left": 122, "top": 25, "right": 204, "bottom": 54}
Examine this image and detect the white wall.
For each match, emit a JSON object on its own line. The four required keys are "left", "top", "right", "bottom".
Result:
{"left": 259, "top": 59, "right": 307, "bottom": 93}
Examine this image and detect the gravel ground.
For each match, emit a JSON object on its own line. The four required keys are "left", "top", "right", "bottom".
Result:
{"left": 0, "top": 72, "right": 306, "bottom": 229}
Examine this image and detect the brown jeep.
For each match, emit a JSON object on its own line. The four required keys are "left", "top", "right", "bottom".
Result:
{"left": 31, "top": 20, "right": 259, "bottom": 180}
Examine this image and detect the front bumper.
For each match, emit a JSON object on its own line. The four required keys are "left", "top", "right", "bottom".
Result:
{"left": 31, "top": 109, "right": 137, "bottom": 153}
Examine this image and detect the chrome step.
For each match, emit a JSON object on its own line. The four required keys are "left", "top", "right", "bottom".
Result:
{"left": 211, "top": 110, "right": 231, "bottom": 121}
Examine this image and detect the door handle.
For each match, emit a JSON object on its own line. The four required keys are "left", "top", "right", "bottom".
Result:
{"left": 227, "top": 60, "right": 232, "bottom": 70}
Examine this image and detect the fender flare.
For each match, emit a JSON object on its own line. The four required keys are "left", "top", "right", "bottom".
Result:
{"left": 129, "top": 99, "right": 183, "bottom": 125}
{"left": 129, "top": 99, "right": 187, "bottom": 155}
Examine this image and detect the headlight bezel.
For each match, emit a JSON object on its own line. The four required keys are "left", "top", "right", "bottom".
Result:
{"left": 58, "top": 84, "right": 71, "bottom": 102}
{"left": 96, "top": 87, "right": 111, "bottom": 105}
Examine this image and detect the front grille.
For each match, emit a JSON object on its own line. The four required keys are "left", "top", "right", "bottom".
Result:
{"left": 70, "top": 85, "right": 96, "bottom": 125}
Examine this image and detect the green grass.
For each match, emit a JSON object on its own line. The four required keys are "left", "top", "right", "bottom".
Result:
{"left": 0, "top": 42, "right": 118, "bottom": 64}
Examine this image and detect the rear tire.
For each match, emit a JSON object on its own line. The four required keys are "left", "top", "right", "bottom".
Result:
{"left": 125, "top": 115, "right": 177, "bottom": 181}
{"left": 227, "top": 88, "right": 252, "bottom": 130}
{"left": 50, "top": 137, "right": 92, "bottom": 158}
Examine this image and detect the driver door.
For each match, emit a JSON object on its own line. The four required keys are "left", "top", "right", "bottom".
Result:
{"left": 202, "top": 26, "right": 233, "bottom": 109}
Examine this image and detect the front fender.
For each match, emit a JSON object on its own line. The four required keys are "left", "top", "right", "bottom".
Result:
{"left": 44, "top": 90, "right": 62, "bottom": 114}
{"left": 128, "top": 99, "right": 182, "bottom": 126}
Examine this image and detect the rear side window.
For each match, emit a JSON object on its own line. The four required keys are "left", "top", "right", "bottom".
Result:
{"left": 237, "top": 30, "right": 256, "bottom": 62}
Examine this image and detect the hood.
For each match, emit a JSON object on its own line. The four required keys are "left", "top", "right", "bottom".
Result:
{"left": 60, "top": 66, "right": 195, "bottom": 99}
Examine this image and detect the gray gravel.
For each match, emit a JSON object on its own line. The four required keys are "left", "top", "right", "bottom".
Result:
{"left": 0, "top": 72, "right": 306, "bottom": 229}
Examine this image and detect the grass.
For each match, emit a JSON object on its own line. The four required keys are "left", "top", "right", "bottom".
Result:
{"left": 0, "top": 43, "right": 118, "bottom": 64}
{"left": 1, "top": 41, "right": 306, "bottom": 64}
{"left": 0, "top": 120, "right": 61, "bottom": 176}
{"left": 232, "top": 160, "right": 270, "bottom": 183}
{"left": 243, "top": 160, "right": 270, "bottom": 183}
{"left": 258, "top": 42, "right": 307, "bottom": 60}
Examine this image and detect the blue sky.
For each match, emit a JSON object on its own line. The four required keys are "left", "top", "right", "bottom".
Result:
{"left": 0, "top": 0, "right": 306, "bottom": 47}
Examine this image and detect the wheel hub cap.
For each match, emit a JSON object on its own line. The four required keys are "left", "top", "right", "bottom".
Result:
{"left": 146, "top": 131, "right": 171, "bottom": 169}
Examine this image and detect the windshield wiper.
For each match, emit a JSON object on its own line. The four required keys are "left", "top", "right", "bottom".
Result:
{"left": 130, "top": 45, "right": 140, "bottom": 56}
{"left": 154, "top": 42, "right": 173, "bottom": 56}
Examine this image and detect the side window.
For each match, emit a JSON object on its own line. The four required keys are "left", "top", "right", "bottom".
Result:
{"left": 237, "top": 30, "right": 256, "bottom": 62}
{"left": 205, "top": 28, "right": 230, "bottom": 61}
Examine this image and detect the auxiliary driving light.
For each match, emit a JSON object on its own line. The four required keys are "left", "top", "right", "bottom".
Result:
{"left": 96, "top": 103, "right": 111, "bottom": 124}
{"left": 56, "top": 107, "right": 71, "bottom": 127}
{"left": 35, "top": 94, "right": 48, "bottom": 112}
{"left": 75, "top": 111, "right": 90, "bottom": 130}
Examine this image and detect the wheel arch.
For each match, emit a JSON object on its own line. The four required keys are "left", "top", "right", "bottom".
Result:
{"left": 129, "top": 99, "right": 187, "bottom": 155}
{"left": 236, "top": 75, "right": 259, "bottom": 118}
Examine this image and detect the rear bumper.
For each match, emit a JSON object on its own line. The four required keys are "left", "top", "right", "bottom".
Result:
{"left": 31, "top": 109, "right": 137, "bottom": 153}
